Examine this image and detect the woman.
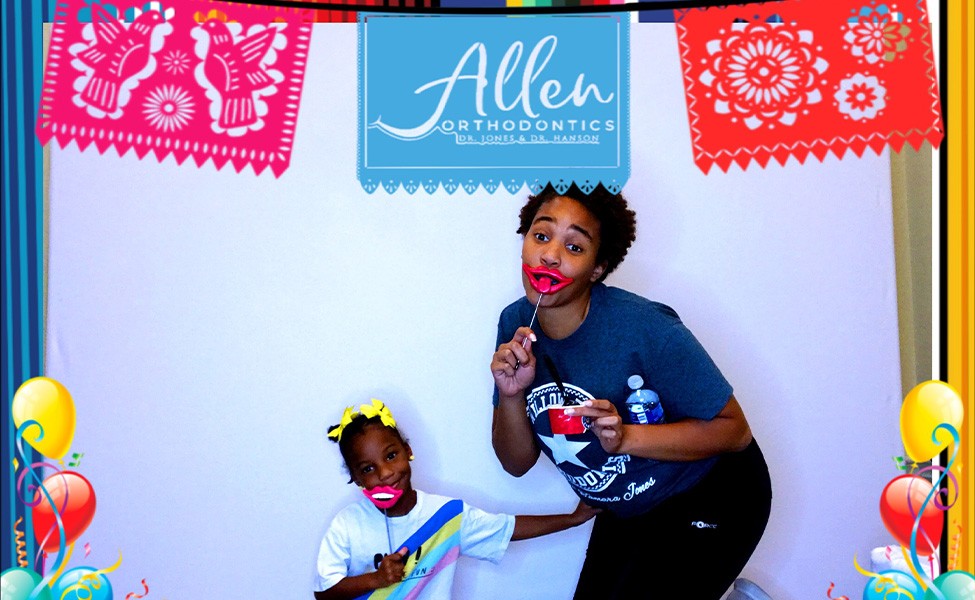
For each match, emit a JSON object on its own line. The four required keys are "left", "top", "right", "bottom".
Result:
{"left": 490, "top": 183, "right": 772, "bottom": 599}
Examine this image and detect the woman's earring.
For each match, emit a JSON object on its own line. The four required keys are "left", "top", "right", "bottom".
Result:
{"left": 409, "top": 455, "right": 415, "bottom": 461}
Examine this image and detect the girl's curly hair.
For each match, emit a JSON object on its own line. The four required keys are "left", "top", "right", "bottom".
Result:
{"left": 328, "top": 414, "right": 408, "bottom": 483}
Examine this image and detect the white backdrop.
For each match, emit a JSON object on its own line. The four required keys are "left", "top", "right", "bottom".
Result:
{"left": 46, "top": 24, "right": 905, "bottom": 600}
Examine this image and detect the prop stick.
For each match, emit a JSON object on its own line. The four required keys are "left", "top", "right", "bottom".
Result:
{"left": 384, "top": 508, "right": 393, "bottom": 555}
{"left": 363, "top": 486, "right": 403, "bottom": 555}
{"left": 515, "top": 264, "right": 573, "bottom": 369}
{"left": 514, "top": 292, "right": 543, "bottom": 370}
{"left": 524, "top": 290, "right": 544, "bottom": 341}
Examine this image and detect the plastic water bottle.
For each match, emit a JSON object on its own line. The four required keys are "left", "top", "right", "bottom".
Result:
{"left": 625, "top": 375, "right": 664, "bottom": 425}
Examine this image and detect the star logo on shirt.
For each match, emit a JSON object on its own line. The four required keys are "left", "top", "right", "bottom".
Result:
{"left": 538, "top": 432, "right": 591, "bottom": 469}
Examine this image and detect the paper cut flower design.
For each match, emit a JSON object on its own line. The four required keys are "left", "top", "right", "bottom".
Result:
{"left": 142, "top": 84, "right": 195, "bottom": 132}
{"left": 698, "top": 22, "right": 829, "bottom": 130}
{"left": 161, "top": 49, "right": 191, "bottom": 75}
{"left": 834, "top": 73, "right": 887, "bottom": 120}
{"left": 844, "top": 4, "right": 911, "bottom": 64}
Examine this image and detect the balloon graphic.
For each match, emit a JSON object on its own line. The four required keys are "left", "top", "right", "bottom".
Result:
{"left": 900, "top": 380, "right": 964, "bottom": 462}
{"left": 32, "top": 471, "right": 97, "bottom": 552}
{"left": 924, "top": 570, "right": 975, "bottom": 600}
{"left": 11, "top": 377, "right": 76, "bottom": 459}
{"left": 863, "top": 570, "right": 923, "bottom": 600}
{"left": 0, "top": 567, "right": 53, "bottom": 600}
{"left": 50, "top": 567, "right": 113, "bottom": 600}
{"left": 879, "top": 474, "right": 943, "bottom": 555}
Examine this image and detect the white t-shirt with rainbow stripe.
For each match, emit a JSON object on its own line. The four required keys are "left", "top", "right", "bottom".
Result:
{"left": 315, "top": 490, "right": 515, "bottom": 599}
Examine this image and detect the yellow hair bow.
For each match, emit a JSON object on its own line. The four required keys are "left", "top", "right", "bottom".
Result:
{"left": 327, "top": 407, "right": 357, "bottom": 441}
{"left": 327, "top": 399, "right": 397, "bottom": 442}
{"left": 360, "top": 399, "right": 397, "bottom": 428}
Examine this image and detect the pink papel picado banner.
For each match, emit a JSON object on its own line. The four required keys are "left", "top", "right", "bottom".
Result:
{"left": 675, "top": 0, "right": 943, "bottom": 173}
{"left": 36, "top": 0, "right": 313, "bottom": 177}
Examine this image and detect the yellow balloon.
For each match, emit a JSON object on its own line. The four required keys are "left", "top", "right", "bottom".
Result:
{"left": 900, "top": 380, "right": 964, "bottom": 462}
{"left": 11, "top": 377, "right": 76, "bottom": 459}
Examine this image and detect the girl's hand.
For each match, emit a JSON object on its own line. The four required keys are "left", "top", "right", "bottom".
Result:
{"left": 491, "top": 327, "right": 537, "bottom": 397}
{"left": 566, "top": 400, "right": 625, "bottom": 454}
{"left": 571, "top": 500, "right": 602, "bottom": 525}
{"left": 375, "top": 548, "right": 408, "bottom": 587}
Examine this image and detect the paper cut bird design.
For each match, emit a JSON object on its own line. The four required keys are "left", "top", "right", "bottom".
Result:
{"left": 76, "top": 5, "right": 163, "bottom": 114}
{"left": 201, "top": 19, "right": 277, "bottom": 130}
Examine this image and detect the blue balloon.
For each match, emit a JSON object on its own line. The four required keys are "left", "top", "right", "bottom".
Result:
{"left": 924, "top": 570, "right": 975, "bottom": 600}
{"left": 51, "top": 567, "right": 113, "bottom": 600}
{"left": 863, "top": 570, "right": 924, "bottom": 600}
{"left": 0, "top": 567, "right": 53, "bottom": 600}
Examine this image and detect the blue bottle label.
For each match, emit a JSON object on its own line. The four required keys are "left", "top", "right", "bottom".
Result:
{"left": 626, "top": 389, "right": 664, "bottom": 424}
{"left": 628, "top": 403, "right": 650, "bottom": 425}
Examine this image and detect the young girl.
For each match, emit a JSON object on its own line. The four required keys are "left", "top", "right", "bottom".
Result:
{"left": 314, "top": 399, "right": 598, "bottom": 600}
{"left": 490, "top": 183, "right": 773, "bottom": 599}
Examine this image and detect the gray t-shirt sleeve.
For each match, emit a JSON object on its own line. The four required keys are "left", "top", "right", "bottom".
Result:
{"left": 649, "top": 322, "right": 733, "bottom": 421}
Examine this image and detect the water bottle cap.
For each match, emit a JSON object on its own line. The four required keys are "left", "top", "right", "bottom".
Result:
{"left": 627, "top": 375, "right": 644, "bottom": 390}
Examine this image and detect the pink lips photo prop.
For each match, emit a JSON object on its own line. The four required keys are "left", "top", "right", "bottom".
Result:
{"left": 522, "top": 264, "right": 574, "bottom": 294}
{"left": 363, "top": 485, "right": 404, "bottom": 510}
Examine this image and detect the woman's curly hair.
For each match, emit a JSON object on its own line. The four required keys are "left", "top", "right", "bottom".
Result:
{"left": 517, "top": 183, "right": 636, "bottom": 282}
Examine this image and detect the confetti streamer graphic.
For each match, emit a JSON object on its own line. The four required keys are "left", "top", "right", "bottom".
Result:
{"left": 826, "top": 581, "right": 850, "bottom": 600}
{"left": 904, "top": 464, "right": 958, "bottom": 564}
{"left": 125, "top": 578, "right": 150, "bottom": 600}
{"left": 853, "top": 554, "right": 917, "bottom": 600}
{"left": 14, "top": 421, "right": 70, "bottom": 597}
{"left": 893, "top": 456, "right": 916, "bottom": 473}
{"left": 947, "top": 523, "right": 961, "bottom": 572}
{"left": 901, "top": 424, "right": 961, "bottom": 600}
{"left": 61, "top": 551, "right": 124, "bottom": 600}
{"left": 832, "top": 416, "right": 966, "bottom": 600}
{"left": 46, "top": 542, "right": 76, "bottom": 589}
{"left": 66, "top": 452, "right": 84, "bottom": 468}
{"left": 14, "top": 517, "right": 29, "bottom": 567}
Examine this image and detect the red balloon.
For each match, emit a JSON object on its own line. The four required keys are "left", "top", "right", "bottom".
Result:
{"left": 31, "top": 471, "right": 96, "bottom": 552}
{"left": 879, "top": 474, "right": 943, "bottom": 555}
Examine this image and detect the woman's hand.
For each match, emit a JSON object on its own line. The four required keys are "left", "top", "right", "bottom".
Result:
{"left": 567, "top": 395, "right": 754, "bottom": 461}
{"left": 374, "top": 548, "right": 408, "bottom": 587}
{"left": 566, "top": 400, "right": 625, "bottom": 454}
{"left": 491, "top": 327, "right": 537, "bottom": 398}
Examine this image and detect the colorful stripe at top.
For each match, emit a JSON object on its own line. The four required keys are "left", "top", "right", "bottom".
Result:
{"left": 358, "top": 499, "right": 464, "bottom": 600}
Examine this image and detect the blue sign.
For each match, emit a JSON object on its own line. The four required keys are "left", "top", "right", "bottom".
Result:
{"left": 358, "top": 14, "right": 630, "bottom": 195}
